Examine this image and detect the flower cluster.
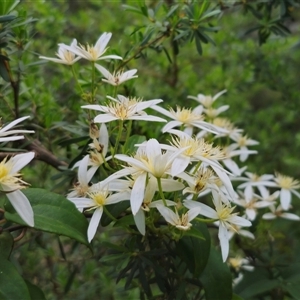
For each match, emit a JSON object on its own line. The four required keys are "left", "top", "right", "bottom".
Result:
{"left": 41, "top": 32, "right": 300, "bottom": 264}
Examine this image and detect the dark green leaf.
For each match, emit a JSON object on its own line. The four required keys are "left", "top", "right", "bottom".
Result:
{"left": 124, "top": 134, "right": 146, "bottom": 154}
{"left": 200, "top": 247, "right": 232, "bottom": 300}
{"left": 4, "top": 188, "right": 90, "bottom": 247}
{"left": 0, "top": 259, "right": 30, "bottom": 300}
{"left": 25, "top": 280, "right": 46, "bottom": 300}
{"left": 194, "top": 32, "right": 203, "bottom": 55}
{"left": 176, "top": 222, "right": 210, "bottom": 277}
{"left": 0, "top": 15, "right": 16, "bottom": 23}
{"left": 285, "top": 283, "right": 300, "bottom": 299}
{"left": 0, "top": 59, "right": 10, "bottom": 82}
{"left": 0, "top": 232, "right": 13, "bottom": 259}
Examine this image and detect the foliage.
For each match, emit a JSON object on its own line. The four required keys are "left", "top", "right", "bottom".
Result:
{"left": 1, "top": 1, "right": 300, "bottom": 299}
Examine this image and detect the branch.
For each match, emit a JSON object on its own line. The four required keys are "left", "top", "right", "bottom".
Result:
{"left": 0, "top": 138, "right": 68, "bottom": 170}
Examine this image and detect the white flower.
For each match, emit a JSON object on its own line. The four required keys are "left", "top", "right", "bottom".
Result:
{"left": 133, "top": 175, "right": 182, "bottom": 235}
{"left": 0, "top": 152, "right": 35, "bottom": 226}
{"left": 68, "top": 182, "right": 130, "bottom": 242}
{"left": 269, "top": 173, "right": 300, "bottom": 211}
{"left": 235, "top": 172, "right": 275, "bottom": 200}
{"left": 82, "top": 95, "right": 166, "bottom": 123}
{"left": 262, "top": 204, "right": 300, "bottom": 221}
{"left": 0, "top": 116, "right": 34, "bottom": 142}
{"left": 211, "top": 117, "right": 243, "bottom": 140}
{"left": 156, "top": 205, "right": 201, "bottom": 231}
{"left": 203, "top": 105, "right": 230, "bottom": 119}
{"left": 184, "top": 195, "right": 251, "bottom": 262}
{"left": 39, "top": 39, "right": 81, "bottom": 65}
{"left": 60, "top": 32, "right": 122, "bottom": 62}
{"left": 230, "top": 134, "right": 259, "bottom": 162}
{"left": 187, "top": 90, "right": 227, "bottom": 108}
{"left": 150, "top": 105, "right": 225, "bottom": 136}
{"left": 110, "top": 139, "right": 187, "bottom": 215}
{"left": 67, "top": 155, "right": 98, "bottom": 199}
{"left": 233, "top": 190, "right": 273, "bottom": 221}
{"left": 228, "top": 256, "right": 254, "bottom": 272}
{"left": 96, "top": 64, "right": 138, "bottom": 86}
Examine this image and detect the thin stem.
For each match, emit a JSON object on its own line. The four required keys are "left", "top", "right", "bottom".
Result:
{"left": 113, "top": 120, "right": 123, "bottom": 157}
{"left": 103, "top": 206, "right": 117, "bottom": 222}
{"left": 71, "top": 65, "right": 84, "bottom": 95}
{"left": 91, "top": 62, "right": 96, "bottom": 102}
{"left": 117, "top": 33, "right": 167, "bottom": 70}
{"left": 195, "top": 217, "right": 218, "bottom": 223}
{"left": 123, "top": 120, "right": 133, "bottom": 151}
{"left": 157, "top": 177, "right": 167, "bottom": 207}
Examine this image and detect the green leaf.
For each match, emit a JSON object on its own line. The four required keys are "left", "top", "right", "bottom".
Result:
{"left": 0, "top": 259, "right": 30, "bottom": 300}
{"left": 234, "top": 268, "right": 279, "bottom": 298}
{"left": 0, "top": 59, "right": 10, "bottom": 82}
{"left": 0, "top": 232, "right": 14, "bottom": 259}
{"left": 200, "top": 247, "right": 232, "bottom": 300}
{"left": 0, "top": 15, "right": 16, "bottom": 23}
{"left": 25, "top": 280, "right": 46, "bottom": 300}
{"left": 285, "top": 283, "right": 300, "bottom": 299}
{"left": 124, "top": 134, "right": 146, "bottom": 154}
{"left": 176, "top": 222, "right": 210, "bottom": 277}
{"left": 4, "top": 188, "right": 90, "bottom": 247}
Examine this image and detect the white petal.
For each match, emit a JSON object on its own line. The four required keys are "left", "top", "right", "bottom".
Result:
{"left": 88, "top": 207, "right": 103, "bottom": 242}
{"left": 131, "top": 173, "right": 147, "bottom": 215}
{"left": 10, "top": 152, "right": 35, "bottom": 174}
{"left": 280, "top": 189, "right": 291, "bottom": 210}
{"left": 187, "top": 207, "right": 201, "bottom": 222}
{"left": 78, "top": 155, "right": 90, "bottom": 185}
{"left": 99, "top": 123, "right": 109, "bottom": 156}
{"left": 281, "top": 213, "right": 300, "bottom": 221}
{"left": 218, "top": 225, "right": 229, "bottom": 262}
{"left": 262, "top": 213, "right": 276, "bottom": 220}
{"left": 7, "top": 190, "right": 34, "bottom": 227}
{"left": 171, "top": 156, "right": 190, "bottom": 176}
{"left": 156, "top": 205, "right": 178, "bottom": 226}
{"left": 133, "top": 209, "right": 145, "bottom": 235}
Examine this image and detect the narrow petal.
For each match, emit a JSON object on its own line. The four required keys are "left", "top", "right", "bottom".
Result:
{"left": 184, "top": 200, "right": 217, "bottom": 219}
{"left": 281, "top": 213, "right": 300, "bottom": 221}
{"left": 280, "top": 189, "right": 291, "bottom": 210}
{"left": 218, "top": 225, "right": 229, "bottom": 262}
{"left": 171, "top": 156, "right": 190, "bottom": 177}
{"left": 88, "top": 207, "right": 103, "bottom": 242}
{"left": 131, "top": 173, "right": 147, "bottom": 215}
{"left": 156, "top": 205, "right": 178, "bottom": 225}
{"left": 133, "top": 209, "right": 146, "bottom": 235}
{"left": 187, "top": 207, "right": 201, "bottom": 222}
{"left": 78, "top": 155, "right": 90, "bottom": 186}
{"left": 10, "top": 152, "right": 35, "bottom": 173}
{"left": 7, "top": 190, "right": 34, "bottom": 227}
{"left": 0, "top": 116, "right": 29, "bottom": 132}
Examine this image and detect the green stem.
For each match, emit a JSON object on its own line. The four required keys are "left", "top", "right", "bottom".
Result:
{"left": 192, "top": 161, "right": 202, "bottom": 175}
{"left": 113, "top": 120, "right": 123, "bottom": 157}
{"left": 91, "top": 62, "right": 96, "bottom": 102}
{"left": 103, "top": 206, "right": 117, "bottom": 222}
{"left": 71, "top": 65, "right": 84, "bottom": 95}
{"left": 123, "top": 120, "right": 132, "bottom": 151}
{"left": 157, "top": 177, "right": 167, "bottom": 207}
{"left": 195, "top": 217, "right": 218, "bottom": 223}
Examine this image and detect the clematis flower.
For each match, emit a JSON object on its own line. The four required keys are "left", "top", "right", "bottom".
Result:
{"left": 0, "top": 116, "right": 34, "bottom": 142}
{"left": 67, "top": 155, "right": 98, "bottom": 199}
{"left": 39, "top": 39, "right": 81, "bottom": 65}
{"left": 95, "top": 64, "right": 138, "bottom": 86}
{"left": 187, "top": 90, "right": 227, "bottom": 108}
{"left": 60, "top": 32, "right": 122, "bottom": 62}
{"left": 107, "top": 139, "right": 187, "bottom": 215}
{"left": 156, "top": 205, "right": 201, "bottom": 231}
{"left": 82, "top": 95, "right": 166, "bottom": 124}
{"left": 68, "top": 182, "right": 130, "bottom": 242}
{"left": 268, "top": 173, "right": 300, "bottom": 210}
{"left": 184, "top": 193, "right": 251, "bottom": 262}
{"left": 230, "top": 134, "right": 259, "bottom": 162}
{"left": 151, "top": 105, "right": 225, "bottom": 136}
{"left": 0, "top": 152, "right": 35, "bottom": 227}
{"left": 132, "top": 174, "right": 183, "bottom": 235}
{"left": 211, "top": 117, "right": 243, "bottom": 141}
{"left": 262, "top": 204, "right": 300, "bottom": 221}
